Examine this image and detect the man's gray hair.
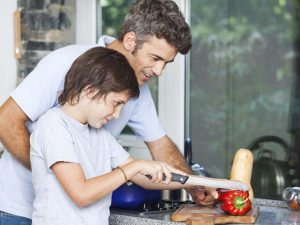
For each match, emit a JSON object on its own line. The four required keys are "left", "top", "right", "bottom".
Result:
{"left": 118, "top": 0, "right": 192, "bottom": 54}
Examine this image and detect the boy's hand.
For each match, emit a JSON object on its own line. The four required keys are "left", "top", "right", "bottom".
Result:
{"left": 137, "top": 160, "right": 186, "bottom": 184}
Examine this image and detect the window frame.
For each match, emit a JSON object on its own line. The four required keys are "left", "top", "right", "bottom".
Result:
{"left": 76, "top": 0, "right": 97, "bottom": 44}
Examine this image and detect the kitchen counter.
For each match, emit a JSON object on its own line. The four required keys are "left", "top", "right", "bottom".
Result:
{"left": 109, "top": 198, "right": 300, "bottom": 225}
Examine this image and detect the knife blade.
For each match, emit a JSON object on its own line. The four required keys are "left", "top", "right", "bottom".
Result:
{"left": 146, "top": 173, "right": 249, "bottom": 191}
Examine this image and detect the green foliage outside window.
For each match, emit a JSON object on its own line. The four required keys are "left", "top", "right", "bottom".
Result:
{"left": 190, "top": 0, "right": 299, "bottom": 177}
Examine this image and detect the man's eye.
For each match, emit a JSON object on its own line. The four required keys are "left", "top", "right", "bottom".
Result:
{"left": 114, "top": 102, "right": 122, "bottom": 107}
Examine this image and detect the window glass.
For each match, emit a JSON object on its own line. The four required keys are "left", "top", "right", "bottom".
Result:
{"left": 17, "top": 0, "right": 76, "bottom": 83}
{"left": 189, "top": 0, "right": 299, "bottom": 200}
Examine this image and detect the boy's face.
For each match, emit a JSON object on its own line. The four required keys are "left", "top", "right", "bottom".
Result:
{"left": 127, "top": 36, "right": 177, "bottom": 86}
{"left": 86, "top": 92, "right": 129, "bottom": 128}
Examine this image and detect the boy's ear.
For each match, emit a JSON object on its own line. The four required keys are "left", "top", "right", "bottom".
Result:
{"left": 82, "top": 87, "right": 97, "bottom": 100}
{"left": 123, "top": 31, "right": 136, "bottom": 52}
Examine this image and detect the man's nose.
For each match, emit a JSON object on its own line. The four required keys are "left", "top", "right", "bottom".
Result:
{"left": 153, "top": 62, "right": 165, "bottom": 77}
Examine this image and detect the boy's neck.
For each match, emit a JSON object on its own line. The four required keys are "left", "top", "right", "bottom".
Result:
{"left": 61, "top": 103, "right": 87, "bottom": 125}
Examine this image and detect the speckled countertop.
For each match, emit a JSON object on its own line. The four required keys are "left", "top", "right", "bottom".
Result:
{"left": 109, "top": 198, "right": 300, "bottom": 225}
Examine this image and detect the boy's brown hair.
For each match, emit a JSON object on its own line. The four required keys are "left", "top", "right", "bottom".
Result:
{"left": 58, "top": 47, "right": 139, "bottom": 105}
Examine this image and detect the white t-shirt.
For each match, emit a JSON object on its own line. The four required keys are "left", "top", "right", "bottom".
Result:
{"left": 30, "top": 108, "right": 129, "bottom": 225}
{"left": 0, "top": 36, "right": 166, "bottom": 219}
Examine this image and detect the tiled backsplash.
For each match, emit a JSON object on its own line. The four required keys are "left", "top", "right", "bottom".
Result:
{"left": 17, "top": 0, "right": 76, "bottom": 83}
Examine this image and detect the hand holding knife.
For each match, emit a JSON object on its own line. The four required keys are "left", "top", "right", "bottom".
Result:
{"left": 146, "top": 172, "right": 249, "bottom": 191}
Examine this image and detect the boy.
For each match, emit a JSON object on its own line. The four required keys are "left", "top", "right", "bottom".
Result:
{"left": 30, "top": 47, "right": 187, "bottom": 225}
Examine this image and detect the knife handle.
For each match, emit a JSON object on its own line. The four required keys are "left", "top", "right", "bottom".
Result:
{"left": 145, "top": 173, "right": 189, "bottom": 184}
{"left": 171, "top": 173, "right": 189, "bottom": 184}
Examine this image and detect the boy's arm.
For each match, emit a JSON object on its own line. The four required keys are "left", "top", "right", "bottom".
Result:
{"left": 0, "top": 97, "right": 31, "bottom": 169}
{"left": 51, "top": 162, "right": 127, "bottom": 207}
{"left": 51, "top": 157, "right": 185, "bottom": 207}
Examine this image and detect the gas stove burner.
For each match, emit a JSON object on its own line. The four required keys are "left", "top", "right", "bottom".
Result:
{"left": 110, "top": 200, "right": 195, "bottom": 215}
{"left": 162, "top": 200, "right": 195, "bottom": 210}
{"left": 142, "top": 202, "right": 167, "bottom": 212}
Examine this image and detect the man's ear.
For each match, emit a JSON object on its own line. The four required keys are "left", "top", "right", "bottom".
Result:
{"left": 123, "top": 31, "right": 136, "bottom": 52}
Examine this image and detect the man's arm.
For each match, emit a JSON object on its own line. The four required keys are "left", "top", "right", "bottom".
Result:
{"left": 145, "top": 135, "right": 217, "bottom": 206}
{"left": 0, "top": 97, "right": 31, "bottom": 169}
{"left": 145, "top": 135, "right": 192, "bottom": 173}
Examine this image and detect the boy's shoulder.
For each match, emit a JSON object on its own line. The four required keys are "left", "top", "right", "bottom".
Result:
{"left": 36, "top": 107, "right": 64, "bottom": 128}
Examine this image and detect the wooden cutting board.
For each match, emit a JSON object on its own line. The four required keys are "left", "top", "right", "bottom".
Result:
{"left": 172, "top": 204, "right": 259, "bottom": 224}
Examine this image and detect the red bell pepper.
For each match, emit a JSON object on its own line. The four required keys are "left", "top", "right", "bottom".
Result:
{"left": 218, "top": 189, "right": 252, "bottom": 216}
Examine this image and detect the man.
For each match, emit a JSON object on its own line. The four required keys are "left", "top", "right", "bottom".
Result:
{"left": 0, "top": 0, "right": 216, "bottom": 223}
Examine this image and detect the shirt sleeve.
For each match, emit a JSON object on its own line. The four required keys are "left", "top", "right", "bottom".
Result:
{"left": 11, "top": 45, "right": 90, "bottom": 122}
{"left": 30, "top": 113, "right": 80, "bottom": 169}
{"left": 127, "top": 85, "right": 166, "bottom": 142}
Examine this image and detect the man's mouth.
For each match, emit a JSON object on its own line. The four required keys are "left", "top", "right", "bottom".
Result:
{"left": 143, "top": 72, "right": 152, "bottom": 80}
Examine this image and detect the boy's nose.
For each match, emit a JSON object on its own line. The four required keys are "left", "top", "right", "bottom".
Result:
{"left": 111, "top": 108, "right": 121, "bottom": 120}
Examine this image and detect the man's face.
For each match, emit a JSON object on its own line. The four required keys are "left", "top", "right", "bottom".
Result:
{"left": 127, "top": 36, "right": 178, "bottom": 86}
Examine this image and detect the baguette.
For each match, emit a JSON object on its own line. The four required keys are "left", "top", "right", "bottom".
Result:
{"left": 230, "top": 148, "right": 254, "bottom": 201}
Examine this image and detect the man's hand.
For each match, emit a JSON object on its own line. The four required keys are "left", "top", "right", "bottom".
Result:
{"left": 145, "top": 136, "right": 219, "bottom": 206}
{"left": 186, "top": 186, "right": 218, "bottom": 206}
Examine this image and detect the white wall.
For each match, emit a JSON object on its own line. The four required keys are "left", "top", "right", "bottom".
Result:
{"left": 0, "top": 1, "right": 17, "bottom": 105}
{"left": 158, "top": 0, "right": 188, "bottom": 153}
{"left": 76, "top": 0, "right": 97, "bottom": 44}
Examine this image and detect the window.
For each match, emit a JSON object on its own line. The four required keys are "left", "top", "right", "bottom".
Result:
{"left": 187, "top": 0, "right": 299, "bottom": 200}
{"left": 16, "top": 0, "right": 77, "bottom": 82}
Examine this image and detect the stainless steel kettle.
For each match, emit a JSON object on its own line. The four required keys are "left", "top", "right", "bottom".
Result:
{"left": 282, "top": 187, "right": 300, "bottom": 210}
{"left": 247, "top": 135, "right": 297, "bottom": 200}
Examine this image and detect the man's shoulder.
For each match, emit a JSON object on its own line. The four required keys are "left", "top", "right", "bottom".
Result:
{"left": 133, "top": 84, "right": 152, "bottom": 104}
{"left": 30, "top": 44, "right": 98, "bottom": 75}
{"left": 47, "top": 44, "right": 98, "bottom": 61}
{"left": 140, "top": 84, "right": 151, "bottom": 95}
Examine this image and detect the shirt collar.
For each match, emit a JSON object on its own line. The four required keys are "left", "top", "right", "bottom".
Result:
{"left": 97, "top": 35, "right": 116, "bottom": 47}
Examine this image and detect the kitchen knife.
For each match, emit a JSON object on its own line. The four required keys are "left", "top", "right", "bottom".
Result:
{"left": 146, "top": 173, "right": 249, "bottom": 191}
